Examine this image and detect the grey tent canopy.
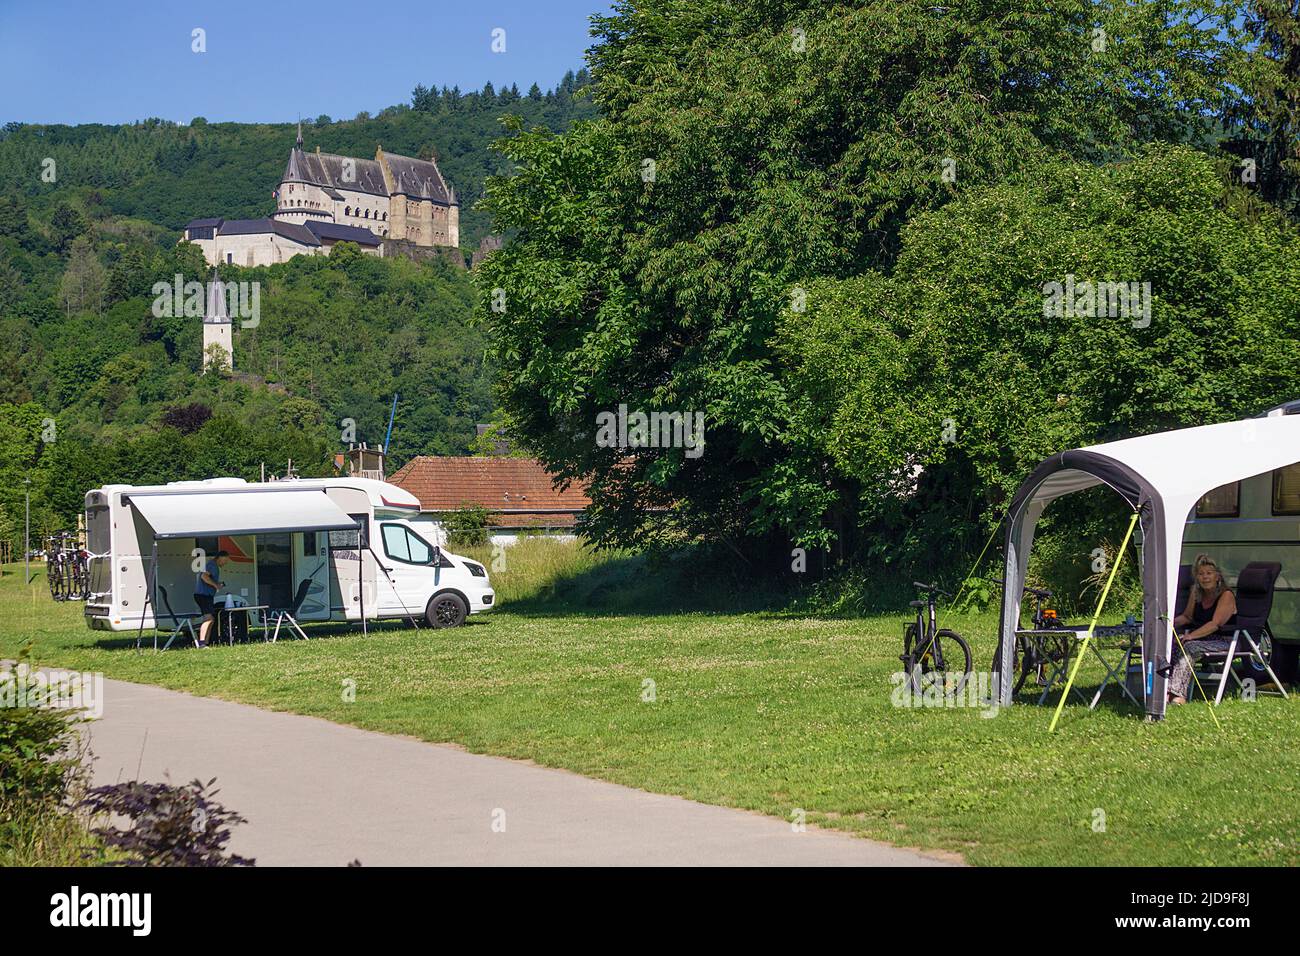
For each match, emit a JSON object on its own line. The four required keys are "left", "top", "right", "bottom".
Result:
{"left": 997, "top": 413, "right": 1300, "bottom": 720}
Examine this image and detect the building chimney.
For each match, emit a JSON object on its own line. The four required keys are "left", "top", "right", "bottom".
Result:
{"left": 345, "top": 442, "right": 386, "bottom": 480}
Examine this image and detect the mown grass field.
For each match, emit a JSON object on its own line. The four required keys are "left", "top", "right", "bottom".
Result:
{"left": 2, "top": 542, "right": 1297, "bottom": 867}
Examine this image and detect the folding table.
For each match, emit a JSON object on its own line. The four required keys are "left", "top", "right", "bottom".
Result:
{"left": 1015, "top": 623, "right": 1142, "bottom": 708}
{"left": 1014, "top": 628, "right": 1090, "bottom": 706}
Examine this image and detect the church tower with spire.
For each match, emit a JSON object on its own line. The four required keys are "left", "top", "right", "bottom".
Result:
{"left": 202, "top": 270, "right": 233, "bottom": 371}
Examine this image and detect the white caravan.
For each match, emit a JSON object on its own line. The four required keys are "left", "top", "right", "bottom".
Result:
{"left": 1182, "top": 400, "right": 1300, "bottom": 654}
{"left": 83, "top": 477, "right": 494, "bottom": 634}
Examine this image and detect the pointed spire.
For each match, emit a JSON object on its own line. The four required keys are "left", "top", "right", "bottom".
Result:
{"left": 296, "top": 118, "right": 303, "bottom": 147}
{"left": 205, "top": 268, "right": 229, "bottom": 324}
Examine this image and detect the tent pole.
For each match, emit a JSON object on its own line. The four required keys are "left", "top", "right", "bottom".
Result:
{"left": 1169, "top": 628, "right": 1223, "bottom": 730}
{"left": 1049, "top": 511, "right": 1139, "bottom": 733}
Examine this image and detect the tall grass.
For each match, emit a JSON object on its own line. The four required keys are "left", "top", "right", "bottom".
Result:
{"left": 0, "top": 797, "right": 104, "bottom": 866}
{"left": 456, "top": 536, "right": 790, "bottom": 614}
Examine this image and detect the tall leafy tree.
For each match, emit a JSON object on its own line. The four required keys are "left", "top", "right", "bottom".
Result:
{"left": 481, "top": 0, "right": 1248, "bottom": 556}
{"left": 1231, "top": 1, "right": 1300, "bottom": 213}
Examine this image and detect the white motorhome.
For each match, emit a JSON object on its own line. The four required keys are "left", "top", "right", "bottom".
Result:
{"left": 84, "top": 477, "right": 494, "bottom": 635}
{"left": 1182, "top": 400, "right": 1300, "bottom": 670}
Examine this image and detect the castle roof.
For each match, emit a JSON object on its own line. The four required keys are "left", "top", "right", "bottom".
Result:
{"left": 281, "top": 145, "right": 455, "bottom": 204}
{"left": 184, "top": 217, "right": 382, "bottom": 248}
{"left": 304, "top": 220, "right": 382, "bottom": 246}
{"left": 217, "top": 218, "right": 321, "bottom": 246}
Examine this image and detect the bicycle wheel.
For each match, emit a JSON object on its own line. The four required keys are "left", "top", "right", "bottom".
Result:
{"left": 1008, "top": 642, "right": 1029, "bottom": 697}
{"left": 901, "top": 623, "right": 926, "bottom": 695}
{"left": 992, "top": 637, "right": 1029, "bottom": 695}
{"left": 909, "top": 628, "right": 972, "bottom": 697}
{"left": 72, "top": 555, "right": 88, "bottom": 600}
{"left": 62, "top": 558, "right": 76, "bottom": 601}
{"left": 47, "top": 559, "right": 61, "bottom": 601}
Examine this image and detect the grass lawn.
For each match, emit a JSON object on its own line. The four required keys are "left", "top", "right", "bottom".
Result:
{"left": 2, "top": 543, "right": 1296, "bottom": 867}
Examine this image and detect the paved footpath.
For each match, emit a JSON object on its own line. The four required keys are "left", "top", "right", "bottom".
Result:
{"left": 82, "top": 677, "right": 960, "bottom": 867}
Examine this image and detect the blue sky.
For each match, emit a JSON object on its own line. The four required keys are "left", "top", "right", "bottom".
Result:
{"left": 0, "top": 0, "right": 611, "bottom": 125}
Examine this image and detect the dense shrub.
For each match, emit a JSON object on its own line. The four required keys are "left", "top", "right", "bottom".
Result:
{"left": 440, "top": 505, "right": 491, "bottom": 549}
{"left": 81, "top": 777, "right": 253, "bottom": 867}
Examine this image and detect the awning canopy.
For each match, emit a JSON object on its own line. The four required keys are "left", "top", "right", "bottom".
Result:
{"left": 997, "top": 413, "right": 1300, "bottom": 719}
{"left": 127, "top": 489, "right": 358, "bottom": 539}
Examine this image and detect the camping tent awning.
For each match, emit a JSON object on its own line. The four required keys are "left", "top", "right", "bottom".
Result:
{"left": 127, "top": 489, "right": 358, "bottom": 539}
{"left": 998, "top": 412, "right": 1300, "bottom": 718}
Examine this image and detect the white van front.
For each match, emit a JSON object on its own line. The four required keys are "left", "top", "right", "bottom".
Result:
{"left": 372, "top": 518, "right": 494, "bottom": 626}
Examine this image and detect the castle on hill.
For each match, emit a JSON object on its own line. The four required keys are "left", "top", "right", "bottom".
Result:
{"left": 182, "top": 124, "right": 460, "bottom": 267}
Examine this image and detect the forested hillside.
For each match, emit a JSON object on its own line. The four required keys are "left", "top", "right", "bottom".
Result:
{"left": 0, "top": 72, "right": 594, "bottom": 541}
{"left": 0, "top": 70, "right": 594, "bottom": 249}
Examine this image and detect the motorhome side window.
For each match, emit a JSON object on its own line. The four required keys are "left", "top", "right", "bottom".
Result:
{"left": 328, "top": 515, "right": 369, "bottom": 550}
{"left": 1273, "top": 464, "right": 1300, "bottom": 515}
{"left": 381, "top": 523, "right": 434, "bottom": 565}
{"left": 1195, "top": 481, "right": 1239, "bottom": 518}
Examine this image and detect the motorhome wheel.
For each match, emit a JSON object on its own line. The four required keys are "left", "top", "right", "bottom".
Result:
{"left": 427, "top": 592, "right": 468, "bottom": 628}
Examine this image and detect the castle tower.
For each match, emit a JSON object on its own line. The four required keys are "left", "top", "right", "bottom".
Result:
{"left": 203, "top": 271, "right": 233, "bottom": 371}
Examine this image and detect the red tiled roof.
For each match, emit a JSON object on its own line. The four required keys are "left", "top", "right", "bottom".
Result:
{"left": 387, "top": 456, "right": 590, "bottom": 528}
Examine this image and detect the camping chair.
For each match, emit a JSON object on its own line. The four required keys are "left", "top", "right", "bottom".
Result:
{"left": 265, "top": 579, "right": 313, "bottom": 643}
{"left": 1195, "top": 562, "right": 1291, "bottom": 705}
{"left": 154, "top": 586, "right": 202, "bottom": 652}
{"left": 1175, "top": 564, "right": 1192, "bottom": 619}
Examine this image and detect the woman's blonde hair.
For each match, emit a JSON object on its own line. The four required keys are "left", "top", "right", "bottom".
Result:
{"left": 1191, "top": 553, "right": 1227, "bottom": 603}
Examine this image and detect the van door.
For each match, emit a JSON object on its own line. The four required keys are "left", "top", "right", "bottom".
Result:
{"left": 375, "top": 521, "right": 438, "bottom": 618}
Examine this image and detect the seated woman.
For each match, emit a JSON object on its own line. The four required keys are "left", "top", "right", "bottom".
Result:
{"left": 1167, "top": 554, "right": 1237, "bottom": 705}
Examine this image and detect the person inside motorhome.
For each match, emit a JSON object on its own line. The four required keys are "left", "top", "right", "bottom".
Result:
{"left": 1167, "top": 553, "right": 1237, "bottom": 705}
{"left": 194, "top": 550, "right": 229, "bottom": 649}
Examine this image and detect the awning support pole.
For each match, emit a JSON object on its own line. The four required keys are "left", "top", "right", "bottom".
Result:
{"left": 135, "top": 539, "right": 157, "bottom": 654}
{"left": 359, "top": 535, "right": 367, "bottom": 637}
{"left": 1049, "top": 511, "right": 1139, "bottom": 733}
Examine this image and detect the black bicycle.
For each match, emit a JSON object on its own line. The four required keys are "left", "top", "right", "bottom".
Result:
{"left": 45, "top": 532, "right": 89, "bottom": 603}
{"left": 992, "top": 585, "right": 1072, "bottom": 696}
{"left": 900, "top": 581, "right": 973, "bottom": 697}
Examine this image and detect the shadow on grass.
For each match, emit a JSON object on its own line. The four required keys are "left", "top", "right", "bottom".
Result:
{"left": 498, "top": 551, "right": 797, "bottom": 618}
{"left": 85, "top": 616, "right": 448, "bottom": 653}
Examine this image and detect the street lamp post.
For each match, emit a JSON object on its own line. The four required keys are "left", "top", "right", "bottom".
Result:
{"left": 23, "top": 478, "right": 31, "bottom": 585}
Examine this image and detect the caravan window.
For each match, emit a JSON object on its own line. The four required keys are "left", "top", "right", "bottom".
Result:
{"left": 329, "top": 514, "right": 370, "bottom": 551}
{"left": 1273, "top": 464, "right": 1300, "bottom": 515}
{"left": 381, "top": 523, "right": 434, "bottom": 565}
{"left": 194, "top": 536, "right": 220, "bottom": 561}
{"left": 1195, "top": 482, "right": 1239, "bottom": 518}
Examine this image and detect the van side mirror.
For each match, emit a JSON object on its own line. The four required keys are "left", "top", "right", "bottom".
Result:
{"left": 431, "top": 546, "right": 441, "bottom": 567}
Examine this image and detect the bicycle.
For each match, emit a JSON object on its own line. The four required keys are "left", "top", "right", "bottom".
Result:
{"left": 44, "top": 532, "right": 89, "bottom": 602}
{"left": 46, "top": 535, "right": 67, "bottom": 602}
{"left": 899, "top": 581, "right": 973, "bottom": 697}
{"left": 992, "top": 585, "right": 1072, "bottom": 696}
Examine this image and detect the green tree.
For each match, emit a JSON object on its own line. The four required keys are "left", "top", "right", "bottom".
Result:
{"left": 481, "top": 0, "right": 1246, "bottom": 554}
{"left": 49, "top": 204, "right": 87, "bottom": 252}
{"left": 775, "top": 146, "right": 1300, "bottom": 577}
{"left": 58, "top": 237, "right": 106, "bottom": 315}
{"left": 0, "top": 196, "right": 25, "bottom": 237}
{"left": 1233, "top": 1, "right": 1300, "bottom": 214}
